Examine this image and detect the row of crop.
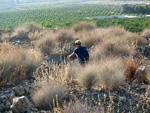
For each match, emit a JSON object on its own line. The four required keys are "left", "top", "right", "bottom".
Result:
{"left": 0, "top": 5, "right": 122, "bottom": 29}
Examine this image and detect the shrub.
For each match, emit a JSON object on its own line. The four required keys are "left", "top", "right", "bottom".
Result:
{"left": 97, "top": 58, "right": 126, "bottom": 90}
{"left": 28, "top": 31, "right": 40, "bottom": 41}
{"left": 12, "top": 22, "right": 42, "bottom": 40}
{"left": 141, "top": 28, "right": 150, "bottom": 39}
{"left": 72, "top": 21, "right": 96, "bottom": 32}
{"left": 31, "top": 80, "right": 68, "bottom": 110}
{"left": 0, "top": 33, "right": 11, "bottom": 41}
{"left": 0, "top": 43, "right": 42, "bottom": 86}
{"left": 79, "top": 30, "right": 102, "bottom": 49}
{"left": 63, "top": 99, "right": 103, "bottom": 113}
{"left": 56, "top": 29, "right": 75, "bottom": 45}
{"left": 90, "top": 39, "right": 135, "bottom": 61}
{"left": 122, "top": 32, "right": 148, "bottom": 46}
{"left": 35, "top": 33, "right": 57, "bottom": 54}
{"left": 124, "top": 57, "right": 139, "bottom": 81}
{"left": 78, "top": 64, "right": 98, "bottom": 89}
{"left": 103, "top": 26, "right": 127, "bottom": 37}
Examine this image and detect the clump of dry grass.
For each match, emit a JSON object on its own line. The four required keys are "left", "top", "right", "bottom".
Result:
{"left": 90, "top": 39, "right": 134, "bottom": 61}
{"left": 141, "top": 28, "right": 150, "bottom": 39}
{"left": 78, "top": 30, "right": 102, "bottom": 49}
{"left": 77, "top": 64, "right": 98, "bottom": 89}
{"left": 35, "top": 33, "right": 57, "bottom": 55}
{"left": 56, "top": 29, "right": 75, "bottom": 44}
{"left": 122, "top": 32, "right": 148, "bottom": 46}
{"left": 124, "top": 57, "right": 139, "bottom": 81}
{"left": 0, "top": 33, "right": 11, "bottom": 41}
{"left": 31, "top": 80, "right": 68, "bottom": 110}
{"left": 28, "top": 31, "right": 40, "bottom": 41}
{"left": 72, "top": 21, "right": 96, "bottom": 32}
{"left": 0, "top": 43, "right": 42, "bottom": 86}
{"left": 97, "top": 58, "right": 126, "bottom": 90}
{"left": 63, "top": 99, "right": 103, "bottom": 113}
{"left": 11, "top": 22, "right": 42, "bottom": 41}
{"left": 102, "top": 26, "right": 127, "bottom": 37}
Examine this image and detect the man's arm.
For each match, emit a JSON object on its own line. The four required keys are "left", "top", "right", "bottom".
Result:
{"left": 69, "top": 52, "right": 76, "bottom": 58}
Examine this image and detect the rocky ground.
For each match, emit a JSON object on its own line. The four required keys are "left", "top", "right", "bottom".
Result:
{"left": 1, "top": 27, "right": 150, "bottom": 113}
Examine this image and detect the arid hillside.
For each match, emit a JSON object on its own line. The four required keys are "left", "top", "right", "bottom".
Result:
{"left": 0, "top": 21, "right": 150, "bottom": 112}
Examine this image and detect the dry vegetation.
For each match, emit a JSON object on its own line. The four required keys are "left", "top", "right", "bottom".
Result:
{"left": 31, "top": 80, "right": 68, "bottom": 110}
{"left": 0, "top": 42, "right": 42, "bottom": 86}
{"left": 1, "top": 21, "right": 150, "bottom": 112}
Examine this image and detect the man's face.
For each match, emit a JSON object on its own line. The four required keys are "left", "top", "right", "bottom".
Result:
{"left": 75, "top": 44, "right": 78, "bottom": 47}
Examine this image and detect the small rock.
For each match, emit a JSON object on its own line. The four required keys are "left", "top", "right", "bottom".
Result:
{"left": 6, "top": 101, "right": 11, "bottom": 107}
{"left": 9, "top": 92, "right": 16, "bottom": 103}
{"left": 140, "top": 85, "right": 147, "bottom": 90}
{"left": 24, "top": 87, "right": 29, "bottom": 94}
{"left": 120, "top": 96, "right": 126, "bottom": 102}
{"left": 145, "top": 86, "right": 150, "bottom": 97}
{"left": 10, "top": 96, "right": 32, "bottom": 113}
{"left": 131, "top": 83, "right": 138, "bottom": 89}
{"left": 13, "top": 86, "right": 25, "bottom": 96}
{"left": 1, "top": 95, "right": 7, "bottom": 100}
{"left": 143, "top": 109, "right": 149, "bottom": 113}
{"left": 0, "top": 104, "right": 5, "bottom": 112}
{"left": 138, "top": 111, "right": 143, "bottom": 113}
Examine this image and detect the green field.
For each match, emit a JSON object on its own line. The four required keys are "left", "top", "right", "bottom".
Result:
{"left": 0, "top": 5, "right": 122, "bottom": 29}
{"left": 0, "top": 5, "right": 150, "bottom": 32}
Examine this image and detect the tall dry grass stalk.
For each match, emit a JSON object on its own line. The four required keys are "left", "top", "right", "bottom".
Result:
{"left": 0, "top": 43, "right": 42, "bottom": 86}
{"left": 31, "top": 80, "right": 68, "bottom": 110}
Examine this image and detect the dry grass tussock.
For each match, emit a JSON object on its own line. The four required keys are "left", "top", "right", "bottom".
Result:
{"left": 121, "top": 32, "right": 148, "bottom": 46}
{"left": 124, "top": 57, "right": 139, "bottom": 81}
{"left": 0, "top": 43, "right": 42, "bottom": 86}
{"left": 98, "top": 26, "right": 127, "bottom": 38}
{"left": 77, "top": 30, "right": 102, "bottom": 49}
{"left": 141, "top": 28, "right": 150, "bottom": 39}
{"left": 97, "top": 58, "right": 126, "bottom": 90}
{"left": 77, "top": 64, "right": 99, "bottom": 89}
{"left": 90, "top": 39, "right": 134, "bottom": 61}
{"left": 35, "top": 32, "right": 57, "bottom": 54}
{"left": 63, "top": 99, "right": 103, "bottom": 113}
{"left": 31, "top": 80, "right": 69, "bottom": 110}
{"left": 12, "top": 22, "right": 42, "bottom": 39}
{"left": 96, "top": 27, "right": 147, "bottom": 47}
{"left": 72, "top": 21, "right": 96, "bottom": 32}
{"left": 56, "top": 29, "right": 75, "bottom": 44}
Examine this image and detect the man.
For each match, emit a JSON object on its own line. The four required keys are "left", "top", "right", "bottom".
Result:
{"left": 69, "top": 40, "right": 89, "bottom": 64}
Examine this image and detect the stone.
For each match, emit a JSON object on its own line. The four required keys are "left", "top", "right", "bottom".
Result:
{"left": 10, "top": 96, "right": 32, "bottom": 113}
{"left": 13, "top": 86, "right": 25, "bottom": 96}
{"left": 143, "top": 109, "right": 149, "bottom": 113}
{"left": 131, "top": 83, "right": 138, "bottom": 89}
{"left": 120, "top": 96, "right": 126, "bottom": 102}
{"left": 134, "top": 66, "right": 147, "bottom": 82}
{"left": 24, "top": 87, "right": 29, "bottom": 94}
{"left": 9, "top": 92, "right": 16, "bottom": 103}
{"left": 140, "top": 85, "right": 147, "bottom": 90}
{"left": 6, "top": 101, "right": 11, "bottom": 107}
{"left": 145, "top": 86, "right": 150, "bottom": 97}
{"left": 0, "top": 104, "right": 5, "bottom": 112}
